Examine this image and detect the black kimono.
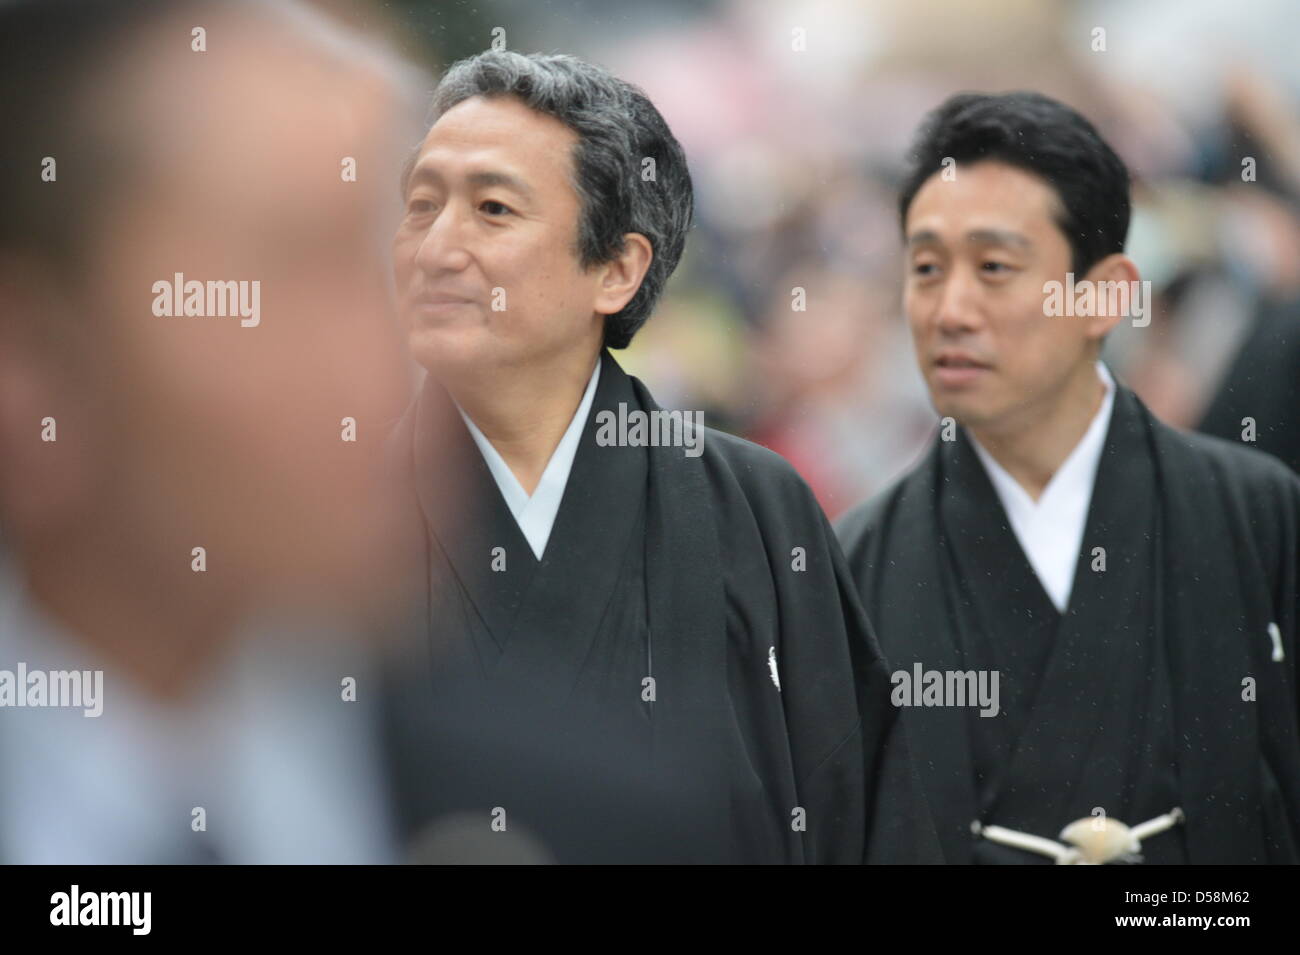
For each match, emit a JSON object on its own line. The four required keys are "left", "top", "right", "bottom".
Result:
{"left": 837, "top": 383, "right": 1300, "bottom": 864}
{"left": 386, "top": 350, "right": 938, "bottom": 864}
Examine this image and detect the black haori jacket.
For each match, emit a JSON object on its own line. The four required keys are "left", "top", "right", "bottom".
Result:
{"left": 381, "top": 350, "right": 942, "bottom": 864}
{"left": 838, "top": 384, "right": 1300, "bottom": 864}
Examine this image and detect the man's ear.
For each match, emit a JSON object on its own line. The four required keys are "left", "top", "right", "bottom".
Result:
{"left": 592, "top": 232, "right": 653, "bottom": 316}
{"left": 1079, "top": 253, "right": 1142, "bottom": 342}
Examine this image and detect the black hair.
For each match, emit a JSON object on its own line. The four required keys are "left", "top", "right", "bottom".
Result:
{"left": 897, "top": 91, "right": 1131, "bottom": 273}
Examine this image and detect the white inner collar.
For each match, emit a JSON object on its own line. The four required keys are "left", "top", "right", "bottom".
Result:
{"left": 968, "top": 362, "right": 1116, "bottom": 612}
{"left": 457, "top": 357, "right": 602, "bottom": 560}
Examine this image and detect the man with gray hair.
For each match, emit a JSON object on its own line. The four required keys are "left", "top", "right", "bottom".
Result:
{"left": 388, "top": 50, "right": 939, "bottom": 863}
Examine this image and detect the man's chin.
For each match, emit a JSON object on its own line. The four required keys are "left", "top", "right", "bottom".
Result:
{"left": 929, "top": 394, "right": 990, "bottom": 431}
{"left": 407, "top": 325, "right": 490, "bottom": 376}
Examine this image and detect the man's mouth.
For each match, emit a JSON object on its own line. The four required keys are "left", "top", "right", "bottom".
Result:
{"left": 414, "top": 294, "right": 476, "bottom": 307}
{"left": 933, "top": 352, "right": 991, "bottom": 386}
{"left": 408, "top": 292, "right": 478, "bottom": 322}
{"left": 935, "top": 352, "right": 987, "bottom": 369}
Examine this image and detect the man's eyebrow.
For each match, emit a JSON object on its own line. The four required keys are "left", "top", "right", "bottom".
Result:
{"left": 466, "top": 170, "right": 533, "bottom": 196}
{"left": 401, "top": 162, "right": 533, "bottom": 198}
{"left": 966, "top": 228, "right": 1031, "bottom": 248}
{"left": 905, "top": 228, "right": 1031, "bottom": 248}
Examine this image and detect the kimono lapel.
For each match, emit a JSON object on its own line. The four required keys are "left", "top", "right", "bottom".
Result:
{"left": 628, "top": 372, "right": 731, "bottom": 859}
{"left": 938, "top": 428, "right": 1063, "bottom": 791}
{"left": 491, "top": 351, "right": 648, "bottom": 696}
{"left": 629, "top": 372, "right": 725, "bottom": 716}
{"left": 866, "top": 441, "right": 981, "bottom": 863}
{"left": 976, "top": 388, "right": 1165, "bottom": 831}
{"left": 410, "top": 373, "right": 537, "bottom": 659}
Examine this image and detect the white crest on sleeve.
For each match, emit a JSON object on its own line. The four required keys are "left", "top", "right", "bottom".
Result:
{"left": 768, "top": 646, "right": 781, "bottom": 691}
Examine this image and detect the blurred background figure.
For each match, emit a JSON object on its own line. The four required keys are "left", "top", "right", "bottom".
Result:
{"left": 374, "top": 0, "right": 1300, "bottom": 505}
{"left": 0, "top": 0, "right": 424, "bottom": 862}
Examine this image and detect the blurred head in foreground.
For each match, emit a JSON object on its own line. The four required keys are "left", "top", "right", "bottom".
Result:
{"left": 0, "top": 0, "right": 419, "bottom": 698}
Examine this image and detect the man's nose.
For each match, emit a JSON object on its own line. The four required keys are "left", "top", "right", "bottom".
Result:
{"left": 933, "top": 266, "right": 984, "bottom": 335}
{"left": 412, "top": 203, "right": 473, "bottom": 273}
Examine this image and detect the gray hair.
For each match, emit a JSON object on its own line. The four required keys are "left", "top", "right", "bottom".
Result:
{"left": 418, "top": 51, "right": 694, "bottom": 349}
